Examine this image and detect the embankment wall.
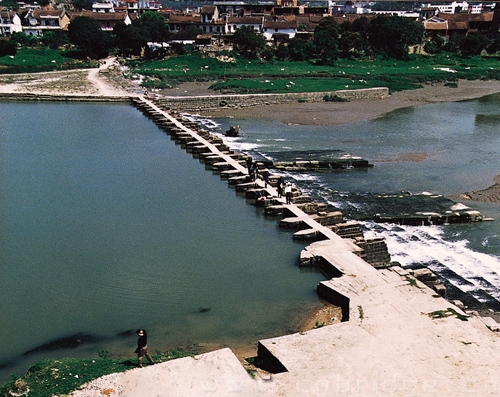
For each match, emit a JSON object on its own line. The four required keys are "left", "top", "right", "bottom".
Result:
{"left": 152, "top": 87, "right": 389, "bottom": 113}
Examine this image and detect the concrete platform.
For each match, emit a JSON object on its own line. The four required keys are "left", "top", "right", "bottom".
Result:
{"left": 72, "top": 267, "right": 500, "bottom": 396}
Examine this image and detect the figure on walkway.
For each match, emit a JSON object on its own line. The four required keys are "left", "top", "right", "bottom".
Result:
{"left": 285, "top": 182, "right": 292, "bottom": 204}
{"left": 135, "top": 329, "right": 154, "bottom": 367}
{"left": 250, "top": 162, "right": 257, "bottom": 181}
{"left": 277, "top": 176, "right": 284, "bottom": 198}
{"left": 263, "top": 169, "right": 270, "bottom": 188}
{"left": 246, "top": 157, "right": 253, "bottom": 177}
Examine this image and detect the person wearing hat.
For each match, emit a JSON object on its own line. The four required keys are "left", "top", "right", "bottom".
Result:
{"left": 135, "top": 329, "right": 154, "bottom": 367}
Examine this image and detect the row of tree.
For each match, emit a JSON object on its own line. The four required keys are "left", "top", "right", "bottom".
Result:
{"left": 1, "top": 11, "right": 176, "bottom": 59}
{"left": 235, "top": 15, "right": 499, "bottom": 63}
{"left": 2, "top": 13, "right": 499, "bottom": 61}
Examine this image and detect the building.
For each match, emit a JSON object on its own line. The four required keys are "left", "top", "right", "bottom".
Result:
{"left": 0, "top": 11, "right": 23, "bottom": 35}
{"left": 23, "top": 9, "right": 70, "bottom": 36}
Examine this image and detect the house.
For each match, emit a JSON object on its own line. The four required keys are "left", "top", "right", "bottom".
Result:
{"left": 0, "top": 11, "right": 23, "bottom": 35}
{"left": 92, "top": 2, "right": 115, "bottom": 13}
{"left": 213, "top": 1, "right": 245, "bottom": 17}
{"left": 262, "top": 17, "right": 298, "bottom": 41}
{"left": 226, "top": 15, "right": 263, "bottom": 34}
{"left": 23, "top": 9, "right": 70, "bottom": 35}
{"left": 69, "top": 10, "right": 131, "bottom": 31}
{"left": 167, "top": 13, "right": 201, "bottom": 34}
{"left": 200, "top": 5, "right": 219, "bottom": 23}
{"left": 423, "top": 11, "right": 496, "bottom": 40}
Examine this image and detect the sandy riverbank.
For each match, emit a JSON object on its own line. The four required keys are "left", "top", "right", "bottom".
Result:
{"left": 173, "top": 79, "right": 500, "bottom": 126}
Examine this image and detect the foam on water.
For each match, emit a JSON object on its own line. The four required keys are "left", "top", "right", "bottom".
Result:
{"left": 363, "top": 221, "right": 500, "bottom": 303}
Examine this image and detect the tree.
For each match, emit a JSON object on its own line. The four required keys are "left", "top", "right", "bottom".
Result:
{"left": 0, "top": 0, "right": 20, "bottom": 11}
{"left": 132, "top": 11, "right": 170, "bottom": 44}
{"left": 68, "top": 16, "right": 111, "bottom": 59}
{"left": 367, "top": 15, "right": 424, "bottom": 60}
{"left": 0, "top": 40, "right": 16, "bottom": 57}
{"left": 275, "top": 43, "right": 289, "bottom": 60}
{"left": 459, "top": 32, "right": 491, "bottom": 56}
{"left": 233, "top": 25, "right": 267, "bottom": 59}
{"left": 114, "top": 21, "right": 146, "bottom": 56}
{"left": 173, "top": 25, "right": 202, "bottom": 41}
{"left": 41, "top": 30, "right": 69, "bottom": 50}
{"left": 72, "top": 0, "right": 94, "bottom": 10}
{"left": 288, "top": 38, "right": 315, "bottom": 61}
{"left": 423, "top": 35, "right": 444, "bottom": 54}
{"left": 314, "top": 17, "right": 340, "bottom": 65}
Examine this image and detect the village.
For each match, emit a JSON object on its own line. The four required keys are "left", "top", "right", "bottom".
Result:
{"left": 1, "top": 0, "right": 500, "bottom": 50}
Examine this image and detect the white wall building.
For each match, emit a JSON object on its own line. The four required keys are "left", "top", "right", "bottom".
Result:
{"left": 0, "top": 11, "right": 23, "bottom": 35}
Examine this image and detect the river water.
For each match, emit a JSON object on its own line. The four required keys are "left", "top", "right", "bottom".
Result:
{"left": 0, "top": 101, "right": 325, "bottom": 382}
{"left": 2, "top": 94, "right": 500, "bottom": 383}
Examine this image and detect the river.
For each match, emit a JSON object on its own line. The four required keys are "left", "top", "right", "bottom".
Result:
{"left": 213, "top": 93, "right": 500, "bottom": 311}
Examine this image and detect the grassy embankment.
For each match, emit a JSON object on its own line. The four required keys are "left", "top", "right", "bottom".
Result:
{"left": 128, "top": 53, "right": 500, "bottom": 94}
{"left": 0, "top": 48, "right": 97, "bottom": 74}
{"left": 0, "top": 351, "right": 195, "bottom": 397}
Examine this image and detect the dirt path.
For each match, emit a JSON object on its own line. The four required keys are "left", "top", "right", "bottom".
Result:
{"left": 0, "top": 57, "right": 140, "bottom": 96}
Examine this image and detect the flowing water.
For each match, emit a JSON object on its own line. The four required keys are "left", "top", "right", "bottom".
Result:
{"left": 0, "top": 101, "right": 325, "bottom": 382}
{"left": 213, "top": 92, "right": 500, "bottom": 312}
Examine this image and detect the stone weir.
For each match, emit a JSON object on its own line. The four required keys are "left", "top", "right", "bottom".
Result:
{"left": 0, "top": 92, "right": 130, "bottom": 102}
{"left": 131, "top": 96, "right": 392, "bottom": 272}
{"left": 134, "top": 96, "right": 500, "bottom": 379}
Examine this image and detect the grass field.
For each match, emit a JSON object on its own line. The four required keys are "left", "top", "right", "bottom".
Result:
{"left": 2, "top": 48, "right": 499, "bottom": 93}
{"left": 128, "top": 53, "right": 500, "bottom": 93}
{"left": 0, "top": 48, "right": 96, "bottom": 74}
{"left": 0, "top": 351, "right": 195, "bottom": 397}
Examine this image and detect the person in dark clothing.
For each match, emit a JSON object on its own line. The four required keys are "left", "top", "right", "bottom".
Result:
{"left": 246, "top": 158, "right": 253, "bottom": 178}
{"left": 135, "top": 329, "right": 154, "bottom": 367}
{"left": 263, "top": 169, "right": 270, "bottom": 187}
{"left": 277, "top": 176, "right": 284, "bottom": 198}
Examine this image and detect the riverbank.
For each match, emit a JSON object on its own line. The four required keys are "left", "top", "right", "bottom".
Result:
{"left": 189, "top": 79, "right": 500, "bottom": 126}
{"left": 450, "top": 174, "right": 500, "bottom": 203}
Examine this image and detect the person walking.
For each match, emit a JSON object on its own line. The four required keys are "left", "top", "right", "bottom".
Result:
{"left": 277, "top": 176, "right": 284, "bottom": 198}
{"left": 135, "top": 329, "right": 154, "bottom": 367}
{"left": 285, "top": 182, "right": 292, "bottom": 204}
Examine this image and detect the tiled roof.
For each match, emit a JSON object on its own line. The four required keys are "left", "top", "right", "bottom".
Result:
{"left": 167, "top": 14, "right": 200, "bottom": 23}
{"left": 32, "top": 9, "right": 65, "bottom": 18}
{"left": 69, "top": 11, "right": 129, "bottom": 21}
{"left": 263, "top": 19, "right": 297, "bottom": 29}
{"left": 438, "top": 11, "right": 493, "bottom": 22}
{"left": 424, "top": 21, "right": 448, "bottom": 30}
{"left": 227, "top": 15, "right": 262, "bottom": 24}
{"left": 201, "top": 5, "right": 216, "bottom": 14}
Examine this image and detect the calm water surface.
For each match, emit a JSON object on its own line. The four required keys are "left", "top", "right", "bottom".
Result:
{"left": 0, "top": 102, "right": 325, "bottom": 382}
